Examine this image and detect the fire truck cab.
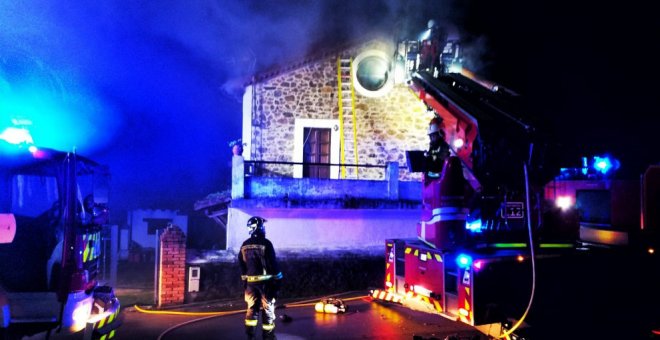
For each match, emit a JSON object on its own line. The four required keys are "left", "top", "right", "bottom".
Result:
{"left": 0, "top": 147, "right": 121, "bottom": 339}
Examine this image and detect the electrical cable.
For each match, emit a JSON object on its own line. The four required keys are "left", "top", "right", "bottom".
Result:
{"left": 497, "top": 162, "right": 536, "bottom": 339}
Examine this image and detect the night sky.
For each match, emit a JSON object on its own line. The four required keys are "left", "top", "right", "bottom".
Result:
{"left": 2, "top": 0, "right": 659, "bottom": 224}
{"left": 459, "top": 1, "right": 660, "bottom": 175}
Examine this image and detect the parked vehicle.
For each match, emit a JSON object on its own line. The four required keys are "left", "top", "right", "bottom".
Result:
{"left": 1, "top": 147, "right": 120, "bottom": 339}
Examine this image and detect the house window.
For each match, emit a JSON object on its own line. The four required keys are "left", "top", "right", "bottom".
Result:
{"left": 356, "top": 56, "right": 389, "bottom": 91}
{"left": 353, "top": 50, "right": 394, "bottom": 98}
{"left": 303, "top": 128, "right": 331, "bottom": 179}
{"left": 293, "top": 119, "right": 340, "bottom": 179}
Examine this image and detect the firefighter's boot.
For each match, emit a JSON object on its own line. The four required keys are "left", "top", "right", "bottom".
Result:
{"left": 245, "top": 319, "right": 258, "bottom": 340}
{"left": 245, "top": 326, "right": 257, "bottom": 340}
{"left": 262, "top": 322, "right": 276, "bottom": 339}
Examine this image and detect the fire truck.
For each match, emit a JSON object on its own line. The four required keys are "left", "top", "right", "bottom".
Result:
{"left": 371, "top": 29, "right": 659, "bottom": 338}
{"left": 0, "top": 146, "right": 121, "bottom": 339}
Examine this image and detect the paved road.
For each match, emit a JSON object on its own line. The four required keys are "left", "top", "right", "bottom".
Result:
{"left": 28, "top": 248, "right": 660, "bottom": 340}
{"left": 118, "top": 294, "right": 484, "bottom": 340}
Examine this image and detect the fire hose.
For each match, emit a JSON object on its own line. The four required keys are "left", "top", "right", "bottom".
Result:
{"left": 495, "top": 161, "right": 537, "bottom": 340}
{"left": 133, "top": 291, "right": 365, "bottom": 340}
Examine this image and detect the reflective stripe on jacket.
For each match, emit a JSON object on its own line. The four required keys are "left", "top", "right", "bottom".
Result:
{"left": 241, "top": 272, "right": 283, "bottom": 282}
{"left": 238, "top": 235, "right": 282, "bottom": 282}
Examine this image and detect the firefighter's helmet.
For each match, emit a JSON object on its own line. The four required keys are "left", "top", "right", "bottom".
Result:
{"left": 247, "top": 216, "right": 266, "bottom": 236}
{"left": 428, "top": 118, "right": 444, "bottom": 135}
{"left": 428, "top": 123, "right": 440, "bottom": 135}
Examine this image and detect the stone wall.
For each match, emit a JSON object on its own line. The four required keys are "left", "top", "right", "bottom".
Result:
{"left": 249, "top": 39, "right": 434, "bottom": 181}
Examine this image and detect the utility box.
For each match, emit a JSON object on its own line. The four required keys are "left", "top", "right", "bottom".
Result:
{"left": 0, "top": 214, "right": 16, "bottom": 244}
{"left": 188, "top": 266, "right": 200, "bottom": 292}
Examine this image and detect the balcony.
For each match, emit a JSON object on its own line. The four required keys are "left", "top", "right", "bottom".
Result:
{"left": 231, "top": 156, "right": 422, "bottom": 210}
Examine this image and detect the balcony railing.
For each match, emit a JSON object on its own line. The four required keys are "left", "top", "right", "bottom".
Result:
{"left": 231, "top": 156, "right": 422, "bottom": 208}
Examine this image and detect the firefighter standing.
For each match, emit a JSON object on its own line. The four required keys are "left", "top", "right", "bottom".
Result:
{"left": 419, "top": 19, "right": 447, "bottom": 72}
{"left": 239, "top": 216, "right": 283, "bottom": 340}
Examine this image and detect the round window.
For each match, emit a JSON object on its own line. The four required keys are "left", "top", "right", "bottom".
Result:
{"left": 356, "top": 56, "right": 389, "bottom": 91}
{"left": 352, "top": 50, "right": 393, "bottom": 98}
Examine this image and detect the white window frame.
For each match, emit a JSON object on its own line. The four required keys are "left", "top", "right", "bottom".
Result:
{"left": 293, "top": 119, "right": 340, "bottom": 179}
{"left": 352, "top": 49, "right": 394, "bottom": 98}
{"left": 241, "top": 85, "right": 253, "bottom": 160}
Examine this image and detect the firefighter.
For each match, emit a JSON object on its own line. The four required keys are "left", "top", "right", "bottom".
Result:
{"left": 239, "top": 216, "right": 283, "bottom": 340}
{"left": 420, "top": 19, "right": 447, "bottom": 72}
{"left": 425, "top": 117, "right": 451, "bottom": 181}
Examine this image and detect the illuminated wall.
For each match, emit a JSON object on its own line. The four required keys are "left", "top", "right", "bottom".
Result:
{"left": 243, "top": 38, "right": 435, "bottom": 181}
{"left": 227, "top": 207, "right": 419, "bottom": 254}
{"left": 231, "top": 38, "right": 435, "bottom": 254}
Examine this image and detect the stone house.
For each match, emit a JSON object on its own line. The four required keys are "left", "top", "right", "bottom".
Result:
{"left": 228, "top": 36, "right": 436, "bottom": 255}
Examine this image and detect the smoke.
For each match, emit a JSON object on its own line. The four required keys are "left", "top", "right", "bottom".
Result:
{"left": 459, "top": 36, "right": 491, "bottom": 77}
{"left": 1, "top": 0, "right": 466, "bottom": 221}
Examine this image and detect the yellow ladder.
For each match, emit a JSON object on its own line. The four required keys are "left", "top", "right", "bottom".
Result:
{"left": 337, "top": 56, "right": 359, "bottom": 179}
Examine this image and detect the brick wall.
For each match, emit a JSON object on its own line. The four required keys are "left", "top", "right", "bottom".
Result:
{"left": 158, "top": 225, "right": 186, "bottom": 307}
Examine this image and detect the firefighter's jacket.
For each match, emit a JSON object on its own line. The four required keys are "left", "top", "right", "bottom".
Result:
{"left": 426, "top": 141, "right": 451, "bottom": 175}
{"left": 239, "top": 235, "right": 283, "bottom": 283}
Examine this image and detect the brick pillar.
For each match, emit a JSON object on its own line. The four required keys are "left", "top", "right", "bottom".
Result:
{"left": 157, "top": 225, "right": 186, "bottom": 307}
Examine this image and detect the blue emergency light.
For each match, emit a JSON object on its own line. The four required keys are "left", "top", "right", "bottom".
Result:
{"left": 465, "top": 218, "right": 483, "bottom": 233}
{"left": 456, "top": 254, "right": 472, "bottom": 269}
{"left": 592, "top": 155, "right": 619, "bottom": 175}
